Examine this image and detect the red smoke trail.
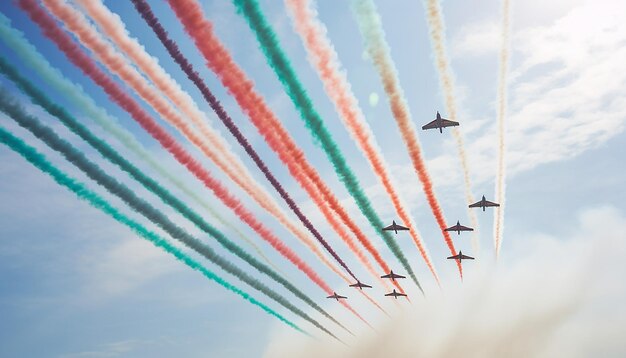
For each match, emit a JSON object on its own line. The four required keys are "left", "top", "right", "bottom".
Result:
{"left": 168, "top": 0, "right": 406, "bottom": 293}
{"left": 41, "top": 0, "right": 325, "bottom": 271}
{"left": 352, "top": 0, "right": 462, "bottom": 278}
{"left": 286, "top": 0, "right": 440, "bottom": 285}
{"left": 18, "top": 0, "right": 365, "bottom": 317}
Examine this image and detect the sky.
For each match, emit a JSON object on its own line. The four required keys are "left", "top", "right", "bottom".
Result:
{"left": 0, "top": 0, "right": 625, "bottom": 357}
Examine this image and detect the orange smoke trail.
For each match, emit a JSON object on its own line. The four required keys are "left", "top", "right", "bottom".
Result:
{"left": 494, "top": 0, "right": 511, "bottom": 257}
{"left": 424, "top": 0, "right": 480, "bottom": 255}
{"left": 353, "top": 0, "right": 462, "bottom": 278}
{"left": 169, "top": 0, "right": 407, "bottom": 291}
{"left": 285, "top": 0, "right": 440, "bottom": 285}
{"left": 45, "top": 0, "right": 346, "bottom": 282}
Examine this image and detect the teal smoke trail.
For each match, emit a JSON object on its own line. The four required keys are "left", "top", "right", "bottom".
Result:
{"left": 0, "top": 125, "right": 307, "bottom": 335}
{"left": 0, "top": 88, "right": 341, "bottom": 340}
{"left": 0, "top": 13, "right": 279, "bottom": 274}
{"left": 232, "top": 0, "right": 421, "bottom": 289}
{"left": 0, "top": 56, "right": 338, "bottom": 329}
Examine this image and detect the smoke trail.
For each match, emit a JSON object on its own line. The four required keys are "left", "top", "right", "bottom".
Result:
{"left": 231, "top": 0, "right": 422, "bottom": 289}
{"left": 0, "top": 126, "right": 310, "bottom": 336}
{"left": 40, "top": 0, "right": 320, "bottom": 265}
{"left": 494, "top": 0, "right": 511, "bottom": 257}
{"left": 285, "top": 0, "right": 440, "bottom": 285}
{"left": 0, "top": 95, "right": 340, "bottom": 340}
{"left": 423, "top": 0, "right": 480, "bottom": 255}
{"left": 19, "top": 0, "right": 346, "bottom": 314}
{"left": 0, "top": 13, "right": 281, "bottom": 275}
{"left": 18, "top": 1, "right": 374, "bottom": 330}
{"left": 130, "top": 0, "right": 387, "bottom": 296}
{"left": 0, "top": 56, "right": 347, "bottom": 331}
{"left": 351, "top": 0, "right": 462, "bottom": 278}
{"left": 0, "top": 127, "right": 310, "bottom": 336}
{"left": 168, "top": 0, "right": 421, "bottom": 292}
{"left": 161, "top": 0, "right": 393, "bottom": 292}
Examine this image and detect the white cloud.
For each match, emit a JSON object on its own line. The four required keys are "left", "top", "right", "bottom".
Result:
{"left": 451, "top": 22, "right": 500, "bottom": 58}
{"left": 262, "top": 205, "right": 626, "bottom": 357}
{"left": 441, "top": 0, "right": 626, "bottom": 186}
{"left": 78, "top": 238, "right": 182, "bottom": 303}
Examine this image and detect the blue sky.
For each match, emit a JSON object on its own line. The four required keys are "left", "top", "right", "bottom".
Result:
{"left": 0, "top": 0, "right": 625, "bottom": 356}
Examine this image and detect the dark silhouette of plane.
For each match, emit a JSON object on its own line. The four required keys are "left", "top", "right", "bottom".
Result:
{"left": 349, "top": 281, "right": 372, "bottom": 290}
{"left": 381, "top": 270, "right": 406, "bottom": 281}
{"left": 445, "top": 220, "right": 474, "bottom": 235}
{"left": 422, "top": 111, "right": 459, "bottom": 133}
{"left": 327, "top": 292, "right": 347, "bottom": 301}
{"left": 447, "top": 251, "right": 475, "bottom": 262}
{"left": 385, "top": 289, "right": 408, "bottom": 299}
{"left": 382, "top": 220, "right": 409, "bottom": 234}
{"left": 469, "top": 195, "right": 500, "bottom": 211}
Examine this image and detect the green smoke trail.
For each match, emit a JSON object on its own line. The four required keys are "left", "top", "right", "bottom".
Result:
{"left": 0, "top": 56, "right": 331, "bottom": 326}
{"left": 0, "top": 88, "right": 341, "bottom": 340}
{"left": 232, "top": 0, "right": 421, "bottom": 288}
{"left": 0, "top": 13, "right": 279, "bottom": 275}
{"left": 0, "top": 125, "right": 307, "bottom": 335}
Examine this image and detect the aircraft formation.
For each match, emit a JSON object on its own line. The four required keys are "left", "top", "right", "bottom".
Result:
{"left": 327, "top": 112, "right": 500, "bottom": 302}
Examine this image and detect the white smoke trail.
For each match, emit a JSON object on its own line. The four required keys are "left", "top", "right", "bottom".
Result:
{"left": 494, "top": 0, "right": 511, "bottom": 257}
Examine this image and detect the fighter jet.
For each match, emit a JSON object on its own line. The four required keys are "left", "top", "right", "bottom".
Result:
{"left": 382, "top": 220, "right": 409, "bottom": 234}
{"left": 447, "top": 251, "right": 475, "bottom": 262}
{"left": 381, "top": 270, "right": 406, "bottom": 281}
{"left": 327, "top": 292, "right": 347, "bottom": 301}
{"left": 469, "top": 195, "right": 500, "bottom": 211}
{"left": 385, "top": 289, "right": 408, "bottom": 299}
{"left": 349, "top": 281, "right": 373, "bottom": 290}
{"left": 422, "top": 111, "right": 459, "bottom": 133}
{"left": 445, "top": 220, "right": 474, "bottom": 235}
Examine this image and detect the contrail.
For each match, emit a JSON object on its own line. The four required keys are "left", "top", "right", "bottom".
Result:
{"left": 0, "top": 13, "right": 281, "bottom": 275}
{"left": 40, "top": 0, "right": 323, "bottom": 268}
{"left": 0, "top": 126, "right": 310, "bottom": 337}
{"left": 494, "top": 0, "right": 511, "bottom": 257}
{"left": 131, "top": 0, "right": 390, "bottom": 311}
{"left": 285, "top": 0, "right": 440, "bottom": 285}
{"left": 18, "top": 0, "right": 370, "bottom": 326}
{"left": 0, "top": 92, "right": 340, "bottom": 340}
{"left": 351, "top": 0, "right": 462, "bottom": 278}
{"left": 169, "top": 0, "right": 421, "bottom": 292}
{"left": 423, "top": 0, "right": 480, "bottom": 255}
{"left": 0, "top": 56, "right": 350, "bottom": 331}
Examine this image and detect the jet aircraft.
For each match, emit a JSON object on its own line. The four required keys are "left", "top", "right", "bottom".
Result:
{"left": 445, "top": 220, "right": 474, "bottom": 235}
{"left": 469, "top": 195, "right": 500, "bottom": 211}
{"left": 327, "top": 292, "right": 347, "bottom": 301}
{"left": 349, "top": 281, "right": 373, "bottom": 290}
{"left": 422, "top": 111, "right": 459, "bottom": 133}
{"left": 447, "top": 251, "right": 475, "bottom": 262}
{"left": 385, "top": 289, "right": 408, "bottom": 299}
{"left": 382, "top": 220, "right": 409, "bottom": 234}
{"left": 381, "top": 270, "right": 406, "bottom": 281}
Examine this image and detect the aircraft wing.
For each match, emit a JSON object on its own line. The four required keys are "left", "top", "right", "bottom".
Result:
{"left": 460, "top": 254, "right": 475, "bottom": 260}
{"left": 383, "top": 223, "right": 409, "bottom": 231}
{"left": 484, "top": 200, "right": 500, "bottom": 207}
{"left": 447, "top": 254, "right": 461, "bottom": 260}
{"left": 395, "top": 224, "right": 409, "bottom": 231}
{"left": 421, "top": 119, "right": 440, "bottom": 130}
{"left": 381, "top": 273, "right": 406, "bottom": 279}
{"left": 468, "top": 201, "right": 483, "bottom": 208}
{"left": 440, "top": 119, "right": 459, "bottom": 128}
{"left": 457, "top": 224, "right": 473, "bottom": 231}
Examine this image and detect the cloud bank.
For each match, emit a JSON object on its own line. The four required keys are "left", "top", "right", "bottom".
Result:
{"left": 263, "top": 206, "right": 626, "bottom": 357}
